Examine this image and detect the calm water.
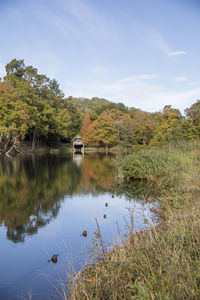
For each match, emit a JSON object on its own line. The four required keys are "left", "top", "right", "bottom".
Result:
{"left": 0, "top": 153, "right": 158, "bottom": 299}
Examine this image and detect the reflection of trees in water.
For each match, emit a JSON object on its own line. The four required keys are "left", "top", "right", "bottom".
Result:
{"left": 0, "top": 155, "right": 81, "bottom": 243}
{"left": 79, "top": 153, "right": 116, "bottom": 194}
{"left": 6, "top": 202, "right": 61, "bottom": 243}
{"left": 0, "top": 153, "right": 158, "bottom": 243}
{"left": 0, "top": 154, "right": 116, "bottom": 243}
{"left": 116, "top": 180, "right": 159, "bottom": 202}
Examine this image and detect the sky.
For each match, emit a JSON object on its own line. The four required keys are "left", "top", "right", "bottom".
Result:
{"left": 0, "top": 0, "right": 200, "bottom": 113}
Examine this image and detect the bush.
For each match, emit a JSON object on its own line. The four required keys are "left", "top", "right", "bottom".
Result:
{"left": 119, "top": 146, "right": 181, "bottom": 188}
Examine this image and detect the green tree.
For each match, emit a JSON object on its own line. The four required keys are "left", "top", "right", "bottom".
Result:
{"left": 150, "top": 105, "right": 196, "bottom": 145}
{"left": 1, "top": 59, "right": 78, "bottom": 150}
{"left": 100, "top": 109, "right": 133, "bottom": 145}
{"left": 166, "top": 119, "right": 197, "bottom": 141}
{"left": 5, "top": 58, "right": 25, "bottom": 79}
{"left": 0, "top": 81, "right": 29, "bottom": 154}
{"left": 61, "top": 99, "right": 81, "bottom": 141}
{"left": 185, "top": 100, "right": 200, "bottom": 136}
{"left": 130, "top": 108, "right": 157, "bottom": 145}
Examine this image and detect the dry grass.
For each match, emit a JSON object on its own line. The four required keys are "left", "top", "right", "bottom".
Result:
{"left": 67, "top": 141, "right": 200, "bottom": 300}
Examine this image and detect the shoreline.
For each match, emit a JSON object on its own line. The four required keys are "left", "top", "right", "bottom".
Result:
{"left": 0, "top": 143, "right": 132, "bottom": 157}
{"left": 66, "top": 141, "right": 200, "bottom": 300}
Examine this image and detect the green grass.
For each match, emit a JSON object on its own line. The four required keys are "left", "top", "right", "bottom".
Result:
{"left": 67, "top": 141, "right": 200, "bottom": 300}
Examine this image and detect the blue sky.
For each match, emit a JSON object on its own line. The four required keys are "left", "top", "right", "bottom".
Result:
{"left": 0, "top": 0, "right": 200, "bottom": 112}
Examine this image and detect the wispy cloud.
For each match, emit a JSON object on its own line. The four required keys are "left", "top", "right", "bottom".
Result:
{"left": 149, "top": 30, "right": 187, "bottom": 57}
{"left": 52, "top": 16, "right": 81, "bottom": 41}
{"left": 56, "top": 0, "right": 120, "bottom": 42}
{"left": 120, "top": 74, "right": 157, "bottom": 82}
{"left": 169, "top": 50, "right": 187, "bottom": 56}
{"left": 174, "top": 76, "right": 187, "bottom": 82}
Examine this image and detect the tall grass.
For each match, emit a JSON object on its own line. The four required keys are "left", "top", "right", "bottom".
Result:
{"left": 67, "top": 141, "right": 200, "bottom": 300}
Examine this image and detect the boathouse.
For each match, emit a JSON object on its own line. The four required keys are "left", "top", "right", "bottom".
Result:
{"left": 72, "top": 136, "right": 84, "bottom": 153}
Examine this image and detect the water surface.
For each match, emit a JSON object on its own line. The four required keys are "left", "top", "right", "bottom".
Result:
{"left": 0, "top": 153, "right": 158, "bottom": 299}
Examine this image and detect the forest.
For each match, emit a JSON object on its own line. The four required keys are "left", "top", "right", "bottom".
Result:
{"left": 0, "top": 59, "right": 199, "bottom": 155}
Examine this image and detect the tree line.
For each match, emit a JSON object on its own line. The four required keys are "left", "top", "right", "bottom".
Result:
{"left": 0, "top": 59, "right": 199, "bottom": 153}
{"left": 0, "top": 59, "right": 81, "bottom": 154}
{"left": 77, "top": 99, "right": 199, "bottom": 148}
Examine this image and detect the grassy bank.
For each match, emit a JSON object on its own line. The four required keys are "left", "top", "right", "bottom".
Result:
{"left": 67, "top": 141, "right": 200, "bottom": 299}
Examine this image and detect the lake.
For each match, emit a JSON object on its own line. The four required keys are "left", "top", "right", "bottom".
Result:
{"left": 0, "top": 153, "right": 158, "bottom": 299}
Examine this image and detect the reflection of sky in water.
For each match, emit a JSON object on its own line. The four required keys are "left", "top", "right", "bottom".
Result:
{"left": 0, "top": 193, "right": 158, "bottom": 299}
{"left": 0, "top": 154, "right": 159, "bottom": 299}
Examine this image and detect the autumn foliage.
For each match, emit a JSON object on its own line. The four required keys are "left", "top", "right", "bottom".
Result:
{"left": 0, "top": 59, "right": 200, "bottom": 154}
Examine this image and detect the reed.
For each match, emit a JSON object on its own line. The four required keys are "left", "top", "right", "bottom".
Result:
{"left": 67, "top": 141, "right": 200, "bottom": 299}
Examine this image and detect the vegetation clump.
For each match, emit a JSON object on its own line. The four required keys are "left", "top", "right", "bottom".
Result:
{"left": 119, "top": 145, "right": 182, "bottom": 189}
{"left": 67, "top": 141, "right": 200, "bottom": 300}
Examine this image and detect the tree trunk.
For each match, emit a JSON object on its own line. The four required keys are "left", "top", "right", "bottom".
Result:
{"left": 5, "top": 136, "right": 19, "bottom": 156}
{"left": 32, "top": 130, "right": 36, "bottom": 151}
{"left": 5, "top": 143, "right": 15, "bottom": 156}
{"left": 5, "top": 136, "right": 21, "bottom": 156}
{"left": 3, "top": 135, "right": 11, "bottom": 153}
{"left": 37, "top": 135, "right": 41, "bottom": 148}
